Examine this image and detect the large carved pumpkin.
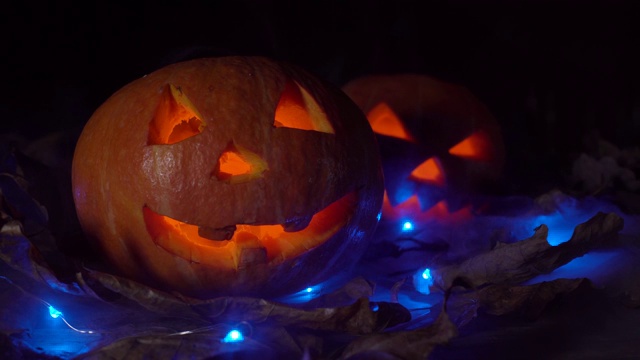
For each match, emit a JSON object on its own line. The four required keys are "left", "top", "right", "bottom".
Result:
{"left": 72, "top": 57, "right": 383, "bottom": 298}
{"left": 342, "top": 74, "right": 504, "bottom": 225}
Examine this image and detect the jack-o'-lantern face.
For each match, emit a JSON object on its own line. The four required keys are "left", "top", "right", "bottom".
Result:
{"left": 72, "top": 57, "right": 383, "bottom": 298}
{"left": 343, "top": 74, "right": 505, "bottom": 225}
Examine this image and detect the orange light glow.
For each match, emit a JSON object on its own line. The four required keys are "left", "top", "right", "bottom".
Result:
{"left": 381, "top": 192, "right": 473, "bottom": 224}
{"left": 448, "top": 131, "right": 492, "bottom": 161}
{"left": 382, "top": 192, "right": 422, "bottom": 221}
{"left": 218, "top": 151, "right": 251, "bottom": 176}
{"left": 366, "top": 102, "right": 412, "bottom": 141}
{"left": 274, "top": 80, "right": 334, "bottom": 134}
{"left": 148, "top": 84, "right": 205, "bottom": 145}
{"left": 214, "top": 144, "right": 268, "bottom": 184}
{"left": 143, "top": 192, "right": 357, "bottom": 269}
{"left": 409, "top": 157, "right": 445, "bottom": 186}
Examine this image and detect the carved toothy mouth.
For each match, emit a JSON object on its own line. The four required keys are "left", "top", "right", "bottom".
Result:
{"left": 142, "top": 191, "right": 357, "bottom": 270}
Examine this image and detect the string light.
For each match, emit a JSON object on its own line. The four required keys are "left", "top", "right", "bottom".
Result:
{"left": 402, "top": 221, "right": 414, "bottom": 231}
{"left": 221, "top": 329, "right": 245, "bottom": 343}
{"left": 422, "top": 268, "right": 432, "bottom": 280}
{"left": 1, "top": 276, "right": 255, "bottom": 344}
{"left": 276, "top": 284, "right": 324, "bottom": 304}
{"left": 48, "top": 305, "right": 62, "bottom": 319}
{"left": 413, "top": 267, "right": 434, "bottom": 295}
{"left": 0, "top": 276, "right": 96, "bottom": 334}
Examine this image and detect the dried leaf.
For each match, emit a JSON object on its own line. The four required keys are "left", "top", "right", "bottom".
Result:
{"left": 81, "top": 269, "right": 202, "bottom": 316}
{"left": 78, "top": 332, "right": 273, "bottom": 360}
{"left": 303, "top": 277, "right": 375, "bottom": 308}
{"left": 339, "top": 308, "right": 457, "bottom": 360}
{"left": 476, "top": 278, "right": 593, "bottom": 318}
{"left": 85, "top": 268, "right": 410, "bottom": 334}
{"left": 433, "top": 212, "right": 624, "bottom": 289}
{"left": 390, "top": 278, "right": 406, "bottom": 303}
{"left": 193, "top": 297, "right": 377, "bottom": 334}
{"left": 0, "top": 223, "right": 84, "bottom": 295}
{"left": 449, "top": 278, "right": 594, "bottom": 321}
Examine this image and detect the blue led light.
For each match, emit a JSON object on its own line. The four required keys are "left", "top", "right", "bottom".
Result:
{"left": 222, "top": 329, "right": 244, "bottom": 343}
{"left": 376, "top": 212, "right": 382, "bottom": 221}
{"left": 422, "top": 268, "right": 431, "bottom": 280}
{"left": 413, "top": 267, "right": 434, "bottom": 295}
{"left": 402, "top": 221, "right": 413, "bottom": 231}
{"left": 48, "top": 305, "right": 62, "bottom": 319}
{"left": 370, "top": 303, "right": 379, "bottom": 312}
{"left": 306, "top": 287, "right": 313, "bottom": 293}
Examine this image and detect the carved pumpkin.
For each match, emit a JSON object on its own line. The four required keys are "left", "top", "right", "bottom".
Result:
{"left": 342, "top": 74, "right": 504, "bottom": 225}
{"left": 72, "top": 57, "right": 383, "bottom": 298}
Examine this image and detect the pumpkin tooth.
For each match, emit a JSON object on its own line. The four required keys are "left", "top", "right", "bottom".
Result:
{"left": 198, "top": 225, "right": 236, "bottom": 240}
{"left": 238, "top": 247, "right": 268, "bottom": 268}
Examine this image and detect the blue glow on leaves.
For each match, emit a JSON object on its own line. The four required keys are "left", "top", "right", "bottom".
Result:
{"left": 222, "top": 329, "right": 244, "bottom": 343}
{"left": 413, "top": 267, "right": 434, "bottom": 295}
{"left": 48, "top": 305, "right": 62, "bottom": 319}
{"left": 402, "top": 221, "right": 414, "bottom": 231}
{"left": 525, "top": 250, "right": 624, "bottom": 285}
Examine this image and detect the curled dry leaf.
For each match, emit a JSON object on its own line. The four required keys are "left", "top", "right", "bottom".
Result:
{"left": 78, "top": 332, "right": 272, "bottom": 360}
{"left": 476, "top": 278, "right": 593, "bottom": 318}
{"left": 0, "top": 220, "right": 84, "bottom": 296}
{"left": 339, "top": 308, "right": 457, "bottom": 360}
{"left": 303, "top": 277, "right": 375, "bottom": 309}
{"left": 433, "top": 212, "right": 624, "bottom": 290}
{"left": 451, "top": 278, "right": 594, "bottom": 321}
{"left": 85, "top": 268, "right": 410, "bottom": 335}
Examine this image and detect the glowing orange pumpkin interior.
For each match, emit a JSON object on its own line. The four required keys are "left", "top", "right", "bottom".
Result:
{"left": 365, "top": 101, "right": 496, "bottom": 224}
{"left": 274, "top": 80, "right": 335, "bottom": 134}
{"left": 214, "top": 143, "right": 268, "bottom": 184}
{"left": 148, "top": 84, "right": 206, "bottom": 145}
{"left": 143, "top": 191, "right": 357, "bottom": 269}
{"left": 409, "top": 157, "right": 445, "bottom": 186}
{"left": 366, "top": 102, "right": 412, "bottom": 141}
{"left": 448, "top": 131, "right": 492, "bottom": 161}
{"left": 142, "top": 78, "right": 355, "bottom": 270}
{"left": 382, "top": 192, "right": 472, "bottom": 224}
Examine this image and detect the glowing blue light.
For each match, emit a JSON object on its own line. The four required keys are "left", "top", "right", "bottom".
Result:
{"left": 306, "top": 287, "right": 313, "bottom": 293}
{"left": 222, "top": 329, "right": 244, "bottom": 343}
{"left": 402, "top": 221, "right": 414, "bottom": 231}
{"left": 413, "top": 267, "right": 434, "bottom": 295}
{"left": 370, "top": 303, "right": 379, "bottom": 312}
{"left": 422, "top": 268, "right": 431, "bottom": 280}
{"left": 376, "top": 212, "right": 382, "bottom": 221}
{"left": 48, "top": 305, "right": 62, "bottom": 319}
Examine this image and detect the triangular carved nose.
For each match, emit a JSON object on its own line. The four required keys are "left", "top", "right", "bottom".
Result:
{"left": 213, "top": 143, "right": 268, "bottom": 184}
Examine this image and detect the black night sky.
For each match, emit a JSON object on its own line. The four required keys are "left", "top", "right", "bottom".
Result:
{"left": 3, "top": 0, "right": 640, "bottom": 193}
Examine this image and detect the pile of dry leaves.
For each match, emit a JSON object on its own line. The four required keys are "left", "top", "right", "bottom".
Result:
{"left": 0, "top": 134, "right": 637, "bottom": 359}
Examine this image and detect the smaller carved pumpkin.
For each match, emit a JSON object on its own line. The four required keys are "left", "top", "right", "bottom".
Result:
{"left": 342, "top": 74, "right": 505, "bottom": 225}
{"left": 72, "top": 57, "right": 383, "bottom": 298}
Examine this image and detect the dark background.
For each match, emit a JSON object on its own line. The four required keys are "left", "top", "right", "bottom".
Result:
{"left": 3, "top": 0, "right": 639, "bottom": 194}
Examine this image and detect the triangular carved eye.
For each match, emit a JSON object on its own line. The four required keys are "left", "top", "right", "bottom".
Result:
{"left": 148, "top": 84, "right": 206, "bottom": 145}
{"left": 274, "top": 80, "right": 334, "bottom": 134}
{"left": 366, "top": 102, "right": 413, "bottom": 141}
{"left": 409, "top": 157, "right": 445, "bottom": 186}
{"left": 448, "top": 131, "right": 492, "bottom": 161}
{"left": 213, "top": 143, "right": 268, "bottom": 184}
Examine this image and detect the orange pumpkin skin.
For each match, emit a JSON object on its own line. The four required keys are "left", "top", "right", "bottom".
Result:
{"left": 342, "top": 74, "right": 505, "bottom": 223}
{"left": 72, "top": 57, "right": 383, "bottom": 298}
